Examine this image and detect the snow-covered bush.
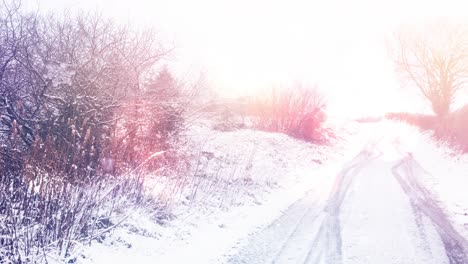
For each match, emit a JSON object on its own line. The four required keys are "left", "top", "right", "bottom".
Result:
{"left": 0, "top": 3, "right": 186, "bottom": 261}
{"left": 0, "top": 7, "right": 168, "bottom": 177}
{"left": 109, "top": 65, "right": 197, "bottom": 173}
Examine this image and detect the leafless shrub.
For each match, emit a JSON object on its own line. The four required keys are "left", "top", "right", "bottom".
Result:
{"left": 248, "top": 84, "right": 327, "bottom": 142}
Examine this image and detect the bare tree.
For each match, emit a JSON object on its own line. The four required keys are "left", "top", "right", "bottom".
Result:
{"left": 393, "top": 21, "right": 468, "bottom": 117}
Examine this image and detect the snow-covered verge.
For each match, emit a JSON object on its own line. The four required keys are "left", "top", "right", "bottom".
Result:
{"left": 70, "top": 118, "right": 361, "bottom": 264}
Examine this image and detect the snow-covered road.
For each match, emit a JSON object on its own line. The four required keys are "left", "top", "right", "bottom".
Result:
{"left": 229, "top": 137, "right": 468, "bottom": 264}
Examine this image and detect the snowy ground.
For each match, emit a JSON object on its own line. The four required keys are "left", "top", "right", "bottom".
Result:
{"left": 74, "top": 118, "right": 359, "bottom": 263}
{"left": 74, "top": 119, "right": 467, "bottom": 264}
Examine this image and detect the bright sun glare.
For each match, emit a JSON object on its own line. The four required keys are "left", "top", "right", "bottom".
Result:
{"left": 29, "top": 0, "right": 468, "bottom": 117}
{"left": 3, "top": 1, "right": 468, "bottom": 262}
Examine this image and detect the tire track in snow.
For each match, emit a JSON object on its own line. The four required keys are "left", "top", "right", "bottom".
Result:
{"left": 392, "top": 156, "right": 468, "bottom": 264}
{"left": 228, "top": 150, "right": 376, "bottom": 264}
{"left": 303, "top": 151, "right": 376, "bottom": 264}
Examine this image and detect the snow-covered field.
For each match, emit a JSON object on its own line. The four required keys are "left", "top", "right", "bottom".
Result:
{"left": 73, "top": 119, "right": 467, "bottom": 264}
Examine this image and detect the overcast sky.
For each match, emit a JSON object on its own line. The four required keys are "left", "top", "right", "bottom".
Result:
{"left": 24, "top": 0, "right": 468, "bottom": 117}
